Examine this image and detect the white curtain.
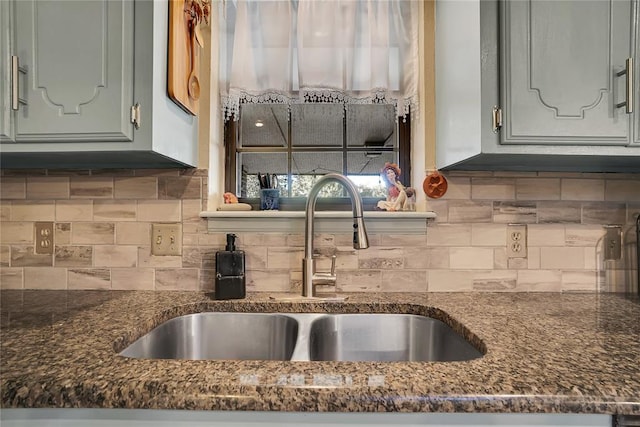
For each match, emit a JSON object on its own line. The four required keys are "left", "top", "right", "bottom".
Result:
{"left": 219, "top": 0, "right": 419, "bottom": 121}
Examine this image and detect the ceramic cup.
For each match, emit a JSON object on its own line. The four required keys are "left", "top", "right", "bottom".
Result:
{"left": 259, "top": 189, "right": 280, "bottom": 210}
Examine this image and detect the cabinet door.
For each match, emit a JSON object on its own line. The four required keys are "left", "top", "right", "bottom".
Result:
{"left": 0, "top": 0, "right": 13, "bottom": 142}
{"left": 13, "top": 0, "right": 134, "bottom": 143}
{"left": 633, "top": 0, "right": 640, "bottom": 147}
{"left": 501, "top": 0, "right": 632, "bottom": 146}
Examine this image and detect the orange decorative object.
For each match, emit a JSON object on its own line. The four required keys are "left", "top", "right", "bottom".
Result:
{"left": 423, "top": 171, "right": 448, "bottom": 199}
{"left": 223, "top": 192, "right": 239, "bottom": 204}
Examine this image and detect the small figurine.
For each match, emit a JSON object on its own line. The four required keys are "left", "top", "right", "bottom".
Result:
{"left": 376, "top": 162, "right": 416, "bottom": 211}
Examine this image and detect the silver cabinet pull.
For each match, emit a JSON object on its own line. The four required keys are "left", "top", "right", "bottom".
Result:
{"left": 616, "top": 58, "right": 634, "bottom": 114}
{"left": 11, "top": 56, "right": 27, "bottom": 111}
{"left": 11, "top": 56, "right": 18, "bottom": 110}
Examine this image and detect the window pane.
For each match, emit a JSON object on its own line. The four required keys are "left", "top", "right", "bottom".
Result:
{"left": 240, "top": 104, "right": 289, "bottom": 147}
{"left": 238, "top": 152, "right": 288, "bottom": 197}
{"left": 346, "top": 104, "right": 397, "bottom": 148}
{"left": 347, "top": 151, "right": 397, "bottom": 175}
{"left": 291, "top": 104, "right": 343, "bottom": 147}
{"left": 291, "top": 152, "right": 343, "bottom": 197}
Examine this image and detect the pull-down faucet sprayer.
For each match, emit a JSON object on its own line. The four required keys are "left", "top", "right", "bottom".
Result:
{"left": 302, "top": 173, "right": 369, "bottom": 297}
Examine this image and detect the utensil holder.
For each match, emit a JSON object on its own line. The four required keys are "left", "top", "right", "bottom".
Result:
{"left": 259, "top": 189, "right": 280, "bottom": 210}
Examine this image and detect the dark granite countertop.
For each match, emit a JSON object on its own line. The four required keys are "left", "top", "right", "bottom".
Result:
{"left": 1, "top": 291, "right": 639, "bottom": 414}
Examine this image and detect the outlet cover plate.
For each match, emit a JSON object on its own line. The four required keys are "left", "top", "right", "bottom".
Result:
{"left": 35, "top": 222, "right": 54, "bottom": 255}
{"left": 507, "top": 224, "right": 527, "bottom": 259}
{"left": 152, "top": 223, "right": 182, "bottom": 256}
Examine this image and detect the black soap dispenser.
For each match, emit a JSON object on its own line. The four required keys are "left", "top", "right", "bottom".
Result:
{"left": 215, "top": 234, "right": 246, "bottom": 300}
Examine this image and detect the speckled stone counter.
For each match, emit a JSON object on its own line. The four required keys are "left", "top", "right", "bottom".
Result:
{"left": 1, "top": 291, "right": 639, "bottom": 414}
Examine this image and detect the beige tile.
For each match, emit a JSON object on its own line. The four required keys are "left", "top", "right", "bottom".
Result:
{"left": 449, "top": 247, "right": 494, "bottom": 269}
{"left": 134, "top": 169, "right": 181, "bottom": 177}
{"left": 582, "top": 202, "right": 626, "bottom": 225}
{"left": 70, "top": 177, "right": 113, "bottom": 198}
{"left": 68, "top": 268, "right": 111, "bottom": 290}
{"left": 334, "top": 233, "right": 380, "bottom": 247}
{"left": 471, "top": 178, "right": 515, "bottom": 200}
{"left": 561, "top": 179, "right": 604, "bottom": 201}
{"left": 540, "top": 247, "right": 585, "bottom": 269}
{"left": 55, "top": 223, "right": 71, "bottom": 245}
{"left": 137, "top": 200, "right": 181, "bottom": 222}
{"left": 358, "top": 247, "right": 404, "bottom": 269}
{"left": 584, "top": 247, "right": 598, "bottom": 270}
{"left": 440, "top": 176, "right": 470, "bottom": 200}
{"left": 182, "top": 246, "right": 204, "bottom": 268}
{"left": 183, "top": 233, "right": 199, "bottom": 246}
{"left": 445, "top": 171, "right": 493, "bottom": 177}
{"left": 24, "top": 267, "right": 67, "bottom": 289}
{"left": 516, "top": 270, "right": 562, "bottom": 291}
{"left": 604, "top": 179, "right": 640, "bottom": 202}
{"left": 494, "top": 248, "right": 508, "bottom": 269}
{"left": 537, "top": 201, "right": 581, "bottom": 223}
{"left": 246, "top": 269, "right": 291, "bottom": 292}
{"left": 562, "top": 270, "right": 597, "bottom": 292}
{"left": 381, "top": 270, "right": 427, "bottom": 292}
{"left": 527, "top": 224, "right": 565, "bottom": 247}
{"left": 138, "top": 247, "right": 183, "bottom": 268}
{"left": 267, "top": 247, "right": 304, "bottom": 270}
{"left": 197, "top": 233, "right": 226, "bottom": 246}
{"left": 404, "top": 247, "right": 449, "bottom": 269}
{"left": 182, "top": 199, "right": 203, "bottom": 223}
{"left": 335, "top": 270, "right": 382, "bottom": 292}
{"left": 516, "top": 178, "right": 560, "bottom": 201}
{"left": 54, "top": 245, "right": 92, "bottom": 267}
{"left": 424, "top": 200, "right": 448, "bottom": 222}
{"left": 199, "top": 269, "right": 215, "bottom": 291}
{"left": 313, "top": 234, "right": 335, "bottom": 248}
{"left": 426, "top": 224, "right": 472, "bottom": 247}
{"left": 242, "top": 233, "right": 287, "bottom": 247}
{"left": 111, "top": 268, "right": 154, "bottom": 290}
{"left": 0, "top": 178, "right": 26, "bottom": 199}
{"left": 375, "top": 234, "right": 427, "bottom": 247}
{"left": 527, "top": 247, "right": 541, "bottom": 269}
{"left": 11, "top": 200, "right": 55, "bottom": 221}
{"left": 428, "top": 270, "right": 474, "bottom": 292}
{"left": 0, "top": 245, "right": 9, "bottom": 267}
{"left": 494, "top": 171, "right": 538, "bottom": 178}
{"left": 0, "top": 203, "right": 9, "bottom": 221}
{"left": 507, "top": 258, "right": 528, "bottom": 269}
{"left": 471, "top": 223, "right": 507, "bottom": 246}
{"left": 116, "top": 223, "right": 151, "bottom": 245}
{"left": 155, "top": 268, "right": 199, "bottom": 290}
{"left": 11, "top": 246, "right": 52, "bottom": 267}
{"left": 93, "top": 200, "right": 137, "bottom": 222}
{"left": 0, "top": 222, "right": 33, "bottom": 244}
{"left": 72, "top": 223, "right": 115, "bottom": 244}
{"left": 94, "top": 245, "right": 138, "bottom": 267}
{"left": 26, "top": 177, "right": 69, "bottom": 199}
{"left": 56, "top": 200, "right": 93, "bottom": 221}
{"left": 244, "top": 246, "right": 267, "bottom": 269}
{"left": 472, "top": 270, "right": 518, "bottom": 291}
{"left": 565, "top": 225, "right": 605, "bottom": 247}
{"left": 159, "top": 176, "right": 202, "bottom": 200}
{"left": 493, "top": 202, "right": 537, "bottom": 224}
{"left": 114, "top": 177, "right": 157, "bottom": 199}
{"left": 333, "top": 246, "right": 359, "bottom": 269}
{"left": 0, "top": 267, "right": 23, "bottom": 289}
{"left": 447, "top": 201, "right": 493, "bottom": 223}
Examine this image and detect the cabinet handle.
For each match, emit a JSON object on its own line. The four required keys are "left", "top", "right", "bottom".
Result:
{"left": 11, "top": 56, "right": 18, "bottom": 110}
{"left": 616, "top": 58, "right": 634, "bottom": 114}
{"left": 11, "top": 56, "right": 27, "bottom": 111}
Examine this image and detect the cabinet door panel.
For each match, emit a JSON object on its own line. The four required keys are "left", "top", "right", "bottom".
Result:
{"left": 0, "top": 0, "right": 13, "bottom": 142}
{"left": 633, "top": 0, "right": 640, "bottom": 146}
{"left": 14, "top": 0, "right": 134, "bottom": 143}
{"left": 501, "top": 0, "right": 631, "bottom": 145}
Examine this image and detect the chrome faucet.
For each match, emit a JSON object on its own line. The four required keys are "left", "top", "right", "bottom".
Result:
{"left": 302, "top": 173, "right": 369, "bottom": 297}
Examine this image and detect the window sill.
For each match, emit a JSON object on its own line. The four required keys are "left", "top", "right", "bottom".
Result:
{"left": 200, "top": 210, "right": 436, "bottom": 234}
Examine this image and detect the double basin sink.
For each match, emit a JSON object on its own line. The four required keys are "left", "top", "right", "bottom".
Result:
{"left": 120, "top": 312, "right": 483, "bottom": 362}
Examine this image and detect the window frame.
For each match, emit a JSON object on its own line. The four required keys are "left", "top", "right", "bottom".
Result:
{"left": 224, "top": 106, "right": 412, "bottom": 211}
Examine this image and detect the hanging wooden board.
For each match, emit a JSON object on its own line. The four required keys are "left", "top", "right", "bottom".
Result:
{"left": 168, "top": 0, "right": 200, "bottom": 116}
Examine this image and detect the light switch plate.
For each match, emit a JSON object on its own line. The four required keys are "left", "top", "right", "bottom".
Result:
{"left": 151, "top": 223, "right": 182, "bottom": 256}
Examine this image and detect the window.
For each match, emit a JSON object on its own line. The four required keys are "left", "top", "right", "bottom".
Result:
{"left": 224, "top": 103, "right": 411, "bottom": 209}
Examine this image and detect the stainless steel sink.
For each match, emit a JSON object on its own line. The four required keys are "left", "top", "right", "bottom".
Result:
{"left": 119, "top": 312, "right": 298, "bottom": 361}
{"left": 119, "top": 312, "right": 482, "bottom": 362}
{"left": 307, "top": 314, "right": 482, "bottom": 362}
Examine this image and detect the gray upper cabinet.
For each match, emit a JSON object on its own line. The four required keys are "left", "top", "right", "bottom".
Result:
{"left": 436, "top": 0, "right": 640, "bottom": 172}
{"left": 0, "top": 0, "right": 198, "bottom": 169}
{"left": 13, "top": 0, "right": 134, "bottom": 143}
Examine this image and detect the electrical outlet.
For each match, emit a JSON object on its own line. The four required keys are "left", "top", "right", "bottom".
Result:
{"left": 35, "top": 222, "right": 54, "bottom": 255}
{"left": 603, "top": 225, "right": 622, "bottom": 260}
{"left": 151, "top": 223, "right": 182, "bottom": 256}
{"left": 506, "top": 224, "right": 527, "bottom": 259}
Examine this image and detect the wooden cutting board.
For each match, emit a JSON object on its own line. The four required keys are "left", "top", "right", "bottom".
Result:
{"left": 168, "top": 0, "right": 200, "bottom": 116}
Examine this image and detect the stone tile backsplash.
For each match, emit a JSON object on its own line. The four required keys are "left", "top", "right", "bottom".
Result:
{"left": 0, "top": 169, "right": 638, "bottom": 293}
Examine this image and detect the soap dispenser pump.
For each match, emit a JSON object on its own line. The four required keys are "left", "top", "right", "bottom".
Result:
{"left": 215, "top": 234, "right": 246, "bottom": 300}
